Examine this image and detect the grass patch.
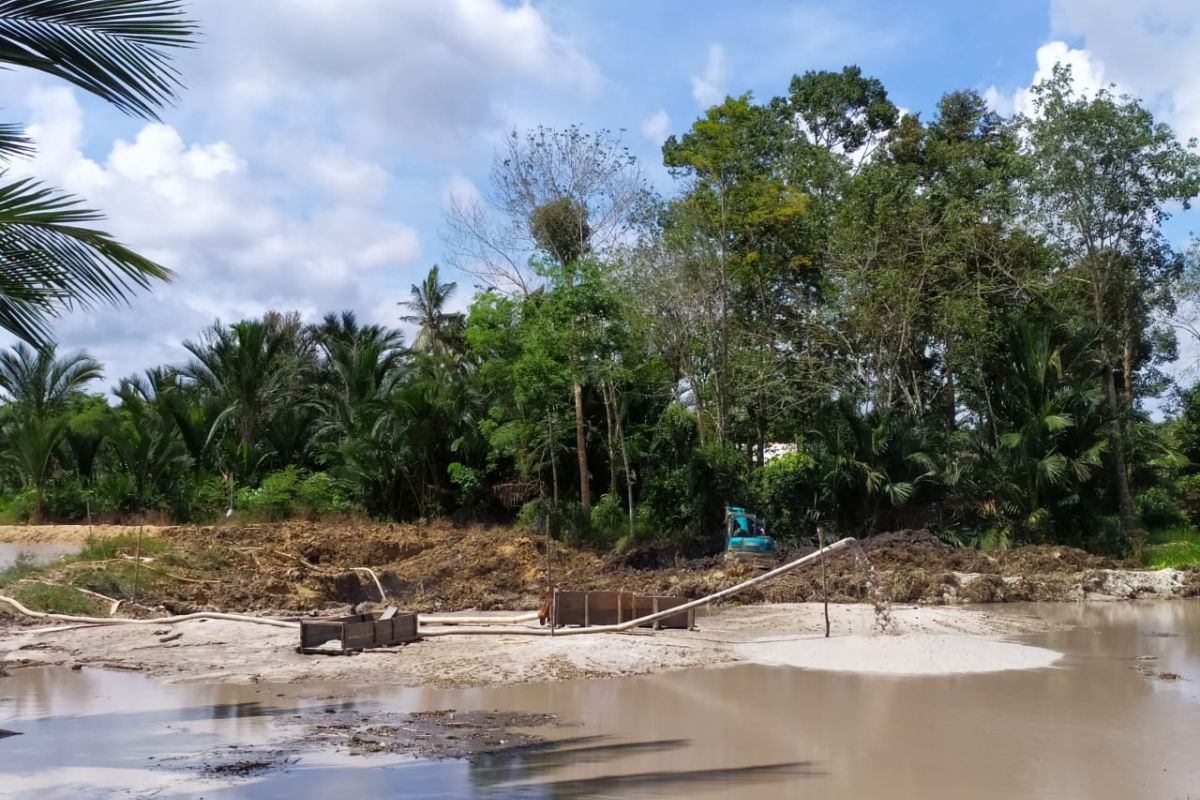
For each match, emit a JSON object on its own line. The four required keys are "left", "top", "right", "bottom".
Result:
{"left": 77, "top": 534, "right": 169, "bottom": 562}
{"left": 1143, "top": 541, "right": 1200, "bottom": 570}
{"left": 7, "top": 582, "right": 101, "bottom": 616}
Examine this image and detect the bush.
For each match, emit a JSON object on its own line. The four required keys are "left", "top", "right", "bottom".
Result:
{"left": 237, "top": 467, "right": 358, "bottom": 521}
{"left": 589, "top": 493, "right": 627, "bottom": 544}
{"left": 42, "top": 475, "right": 90, "bottom": 521}
{"left": 0, "top": 489, "right": 37, "bottom": 523}
{"left": 447, "top": 462, "right": 485, "bottom": 509}
{"left": 1136, "top": 486, "right": 1186, "bottom": 530}
{"left": 92, "top": 472, "right": 138, "bottom": 517}
{"left": 749, "top": 451, "right": 817, "bottom": 543}
{"left": 1174, "top": 473, "right": 1200, "bottom": 525}
{"left": 298, "top": 471, "right": 359, "bottom": 516}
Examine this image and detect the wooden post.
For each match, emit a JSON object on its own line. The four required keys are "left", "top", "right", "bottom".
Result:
{"left": 131, "top": 523, "right": 145, "bottom": 606}
{"left": 818, "top": 526, "right": 829, "bottom": 638}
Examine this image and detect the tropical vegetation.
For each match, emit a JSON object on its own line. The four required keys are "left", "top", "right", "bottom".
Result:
{"left": 5, "top": 56, "right": 1200, "bottom": 563}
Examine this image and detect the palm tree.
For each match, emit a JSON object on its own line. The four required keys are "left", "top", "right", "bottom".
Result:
{"left": 0, "top": 342, "right": 101, "bottom": 419}
{"left": 399, "top": 266, "right": 465, "bottom": 357}
{"left": 0, "top": 1, "right": 196, "bottom": 343}
{"left": 0, "top": 342, "right": 101, "bottom": 520}
{"left": 182, "top": 319, "right": 303, "bottom": 461}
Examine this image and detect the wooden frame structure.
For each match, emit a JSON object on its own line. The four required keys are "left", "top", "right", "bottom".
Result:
{"left": 298, "top": 610, "right": 419, "bottom": 655}
{"left": 550, "top": 590, "right": 694, "bottom": 630}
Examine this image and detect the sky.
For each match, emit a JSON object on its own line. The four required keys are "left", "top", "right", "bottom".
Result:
{"left": 3, "top": 0, "right": 1200, "bottom": 388}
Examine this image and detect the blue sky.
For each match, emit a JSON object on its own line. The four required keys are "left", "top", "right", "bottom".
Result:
{"left": 2, "top": 0, "right": 1199, "bottom": 385}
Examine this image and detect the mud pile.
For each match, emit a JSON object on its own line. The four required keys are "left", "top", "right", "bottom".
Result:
{"left": 4, "top": 523, "right": 1197, "bottom": 616}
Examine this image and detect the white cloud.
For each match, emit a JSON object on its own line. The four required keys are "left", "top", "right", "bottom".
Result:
{"left": 8, "top": 88, "right": 421, "bottom": 385}
{"left": 691, "top": 44, "right": 726, "bottom": 108}
{"left": 984, "top": 41, "right": 1109, "bottom": 118}
{"left": 640, "top": 109, "right": 671, "bottom": 143}
{"left": 187, "top": 0, "right": 603, "bottom": 155}
{"left": 1049, "top": 0, "right": 1200, "bottom": 139}
{"left": 441, "top": 174, "right": 482, "bottom": 210}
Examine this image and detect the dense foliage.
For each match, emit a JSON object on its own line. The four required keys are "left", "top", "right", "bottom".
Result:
{"left": 5, "top": 64, "right": 1200, "bottom": 558}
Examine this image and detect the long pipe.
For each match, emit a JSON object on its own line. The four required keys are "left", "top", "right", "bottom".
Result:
{"left": 420, "top": 538, "right": 857, "bottom": 637}
{"left": 419, "top": 611, "right": 541, "bottom": 625}
{"left": 3, "top": 538, "right": 856, "bottom": 638}
{"left": 0, "top": 594, "right": 299, "bottom": 629}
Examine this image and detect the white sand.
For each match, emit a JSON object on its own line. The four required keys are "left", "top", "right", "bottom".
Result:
{"left": 737, "top": 633, "right": 1062, "bottom": 675}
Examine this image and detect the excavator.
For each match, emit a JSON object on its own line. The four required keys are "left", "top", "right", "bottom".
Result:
{"left": 724, "top": 506, "right": 777, "bottom": 565}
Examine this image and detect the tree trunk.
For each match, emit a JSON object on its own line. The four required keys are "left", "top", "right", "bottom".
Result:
{"left": 573, "top": 380, "right": 590, "bottom": 513}
{"left": 945, "top": 361, "right": 957, "bottom": 433}
{"left": 1092, "top": 272, "right": 1140, "bottom": 546}
{"left": 607, "top": 381, "right": 637, "bottom": 540}
{"left": 548, "top": 415, "right": 559, "bottom": 509}
{"left": 1104, "top": 364, "right": 1141, "bottom": 547}
{"left": 603, "top": 386, "right": 617, "bottom": 496}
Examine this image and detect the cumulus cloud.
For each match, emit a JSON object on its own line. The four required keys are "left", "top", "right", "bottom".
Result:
{"left": 984, "top": 41, "right": 1109, "bottom": 117}
{"left": 640, "top": 109, "right": 671, "bottom": 143}
{"left": 6, "top": 88, "right": 421, "bottom": 384}
{"left": 1048, "top": 0, "right": 1200, "bottom": 139}
{"left": 188, "top": 0, "right": 602, "bottom": 155}
{"left": 691, "top": 44, "right": 726, "bottom": 108}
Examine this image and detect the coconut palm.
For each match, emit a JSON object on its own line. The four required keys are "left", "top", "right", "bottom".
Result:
{"left": 399, "top": 265, "right": 465, "bottom": 357}
{"left": 0, "top": 1, "right": 196, "bottom": 343}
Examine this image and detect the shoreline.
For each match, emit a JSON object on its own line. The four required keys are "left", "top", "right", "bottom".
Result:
{"left": 1, "top": 601, "right": 1076, "bottom": 689}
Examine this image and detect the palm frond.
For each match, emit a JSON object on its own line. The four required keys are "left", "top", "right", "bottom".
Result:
{"left": 0, "top": 176, "right": 171, "bottom": 343}
{"left": 0, "top": 122, "right": 32, "bottom": 161}
{"left": 0, "top": 0, "right": 196, "bottom": 119}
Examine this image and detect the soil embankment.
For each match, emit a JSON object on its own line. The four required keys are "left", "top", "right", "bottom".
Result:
{"left": 1, "top": 522, "right": 1197, "bottom": 614}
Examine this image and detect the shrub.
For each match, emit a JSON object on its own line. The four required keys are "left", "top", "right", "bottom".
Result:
{"left": 237, "top": 467, "right": 359, "bottom": 521}
{"left": 749, "top": 451, "right": 817, "bottom": 543}
{"left": 298, "top": 471, "right": 359, "bottom": 516}
{"left": 42, "top": 475, "right": 90, "bottom": 521}
{"left": 0, "top": 489, "right": 37, "bottom": 524}
{"left": 447, "top": 462, "right": 485, "bottom": 509}
{"left": 1136, "top": 486, "right": 1186, "bottom": 530}
{"left": 1174, "top": 473, "right": 1200, "bottom": 525}
{"left": 589, "top": 492, "right": 627, "bottom": 544}
{"left": 237, "top": 466, "right": 304, "bottom": 520}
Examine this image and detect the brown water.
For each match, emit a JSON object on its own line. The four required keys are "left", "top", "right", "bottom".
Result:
{"left": 2, "top": 601, "right": 1198, "bottom": 799}
{"left": 0, "top": 544, "right": 78, "bottom": 570}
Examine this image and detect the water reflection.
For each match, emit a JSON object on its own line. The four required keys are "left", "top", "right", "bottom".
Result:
{"left": 1, "top": 601, "right": 1198, "bottom": 799}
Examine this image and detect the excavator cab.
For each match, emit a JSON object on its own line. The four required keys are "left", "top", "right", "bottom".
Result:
{"left": 725, "top": 506, "right": 777, "bottom": 562}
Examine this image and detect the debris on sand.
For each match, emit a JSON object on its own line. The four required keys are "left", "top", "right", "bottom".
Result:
{"left": 1, "top": 523, "right": 1195, "bottom": 620}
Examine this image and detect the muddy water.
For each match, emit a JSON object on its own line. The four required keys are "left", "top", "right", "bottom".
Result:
{"left": 2, "top": 601, "right": 1199, "bottom": 799}
{"left": 0, "top": 543, "right": 78, "bottom": 569}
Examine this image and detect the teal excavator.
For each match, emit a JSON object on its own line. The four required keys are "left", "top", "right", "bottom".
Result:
{"left": 724, "top": 506, "right": 777, "bottom": 564}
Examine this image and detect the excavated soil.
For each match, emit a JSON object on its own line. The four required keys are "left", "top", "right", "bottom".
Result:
{"left": 2, "top": 522, "right": 1197, "bottom": 617}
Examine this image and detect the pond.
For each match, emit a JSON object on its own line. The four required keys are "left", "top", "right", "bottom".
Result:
{"left": 1, "top": 601, "right": 1197, "bottom": 799}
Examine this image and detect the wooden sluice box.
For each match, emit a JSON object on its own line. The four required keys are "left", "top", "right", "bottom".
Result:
{"left": 298, "top": 609, "right": 419, "bottom": 655}
{"left": 550, "top": 590, "right": 694, "bottom": 629}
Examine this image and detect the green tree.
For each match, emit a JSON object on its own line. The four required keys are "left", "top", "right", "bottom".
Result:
{"left": 1023, "top": 65, "right": 1200, "bottom": 544}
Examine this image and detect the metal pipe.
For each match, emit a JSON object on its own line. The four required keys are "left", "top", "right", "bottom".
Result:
{"left": 420, "top": 538, "right": 857, "bottom": 637}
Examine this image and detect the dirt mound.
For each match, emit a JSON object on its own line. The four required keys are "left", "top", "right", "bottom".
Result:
{"left": 4, "top": 522, "right": 1190, "bottom": 616}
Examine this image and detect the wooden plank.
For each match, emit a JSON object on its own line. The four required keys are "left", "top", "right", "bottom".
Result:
{"left": 300, "top": 620, "right": 343, "bottom": 649}
{"left": 634, "top": 595, "right": 692, "bottom": 629}
{"left": 343, "top": 619, "right": 378, "bottom": 649}
{"left": 551, "top": 591, "right": 588, "bottom": 627}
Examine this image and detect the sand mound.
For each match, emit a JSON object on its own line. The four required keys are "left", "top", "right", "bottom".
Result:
{"left": 737, "top": 633, "right": 1062, "bottom": 675}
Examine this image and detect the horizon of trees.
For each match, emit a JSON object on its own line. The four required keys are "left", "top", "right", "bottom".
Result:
{"left": 5, "top": 63, "right": 1200, "bottom": 558}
